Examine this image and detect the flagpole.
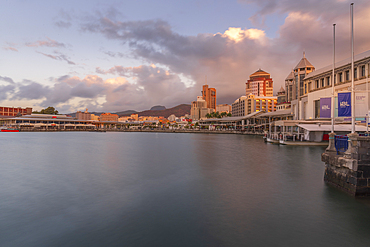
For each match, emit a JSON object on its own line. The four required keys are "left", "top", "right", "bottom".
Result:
{"left": 326, "top": 23, "right": 337, "bottom": 152}
{"left": 351, "top": 3, "right": 355, "bottom": 133}
{"left": 331, "top": 24, "right": 336, "bottom": 134}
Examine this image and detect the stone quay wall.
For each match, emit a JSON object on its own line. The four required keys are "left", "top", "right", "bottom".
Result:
{"left": 322, "top": 134, "right": 370, "bottom": 196}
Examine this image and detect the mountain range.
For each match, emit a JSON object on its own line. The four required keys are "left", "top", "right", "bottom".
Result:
{"left": 68, "top": 104, "right": 190, "bottom": 118}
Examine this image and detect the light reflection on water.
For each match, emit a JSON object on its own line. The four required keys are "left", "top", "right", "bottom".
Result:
{"left": 0, "top": 132, "right": 370, "bottom": 247}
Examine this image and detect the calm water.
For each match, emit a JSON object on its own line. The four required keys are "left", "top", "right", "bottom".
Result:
{"left": 1, "top": 132, "right": 370, "bottom": 247}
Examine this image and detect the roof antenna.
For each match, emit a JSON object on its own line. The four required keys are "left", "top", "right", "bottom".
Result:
{"left": 303, "top": 50, "right": 306, "bottom": 58}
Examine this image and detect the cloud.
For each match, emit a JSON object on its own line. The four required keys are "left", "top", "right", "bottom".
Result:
{"left": 80, "top": 2, "right": 370, "bottom": 107}
{"left": 4, "top": 46, "right": 18, "bottom": 52}
{"left": 55, "top": 21, "right": 72, "bottom": 29}
{"left": 0, "top": 85, "right": 16, "bottom": 101}
{"left": 0, "top": 76, "right": 15, "bottom": 84}
{"left": 37, "top": 51, "right": 76, "bottom": 65}
{"left": 12, "top": 82, "right": 50, "bottom": 100}
{"left": 104, "top": 50, "right": 125, "bottom": 58}
{"left": 26, "top": 37, "right": 66, "bottom": 48}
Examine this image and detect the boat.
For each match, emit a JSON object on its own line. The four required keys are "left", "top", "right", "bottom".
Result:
{"left": 0, "top": 127, "right": 19, "bottom": 132}
{"left": 279, "top": 140, "right": 328, "bottom": 146}
{"left": 266, "top": 137, "right": 280, "bottom": 144}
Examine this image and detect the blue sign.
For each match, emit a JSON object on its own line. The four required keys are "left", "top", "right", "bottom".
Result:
{"left": 338, "top": 92, "right": 351, "bottom": 117}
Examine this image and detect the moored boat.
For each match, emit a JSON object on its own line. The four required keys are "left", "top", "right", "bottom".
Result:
{"left": 0, "top": 127, "right": 20, "bottom": 132}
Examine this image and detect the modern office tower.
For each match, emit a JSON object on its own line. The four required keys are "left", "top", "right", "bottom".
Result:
{"left": 201, "top": 84, "right": 216, "bottom": 110}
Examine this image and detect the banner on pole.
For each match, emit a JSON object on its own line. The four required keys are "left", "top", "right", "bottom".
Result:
{"left": 320, "top": 98, "right": 331, "bottom": 118}
{"left": 338, "top": 92, "right": 351, "bottom": 117}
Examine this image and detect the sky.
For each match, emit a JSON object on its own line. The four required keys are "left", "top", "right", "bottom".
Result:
{"left": 1, "top": 0, "right": 370, "bottom": 113}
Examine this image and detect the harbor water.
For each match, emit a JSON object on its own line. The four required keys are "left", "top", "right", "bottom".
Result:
{"left": 1, "top": 132, "right": 370, "bottom": 247}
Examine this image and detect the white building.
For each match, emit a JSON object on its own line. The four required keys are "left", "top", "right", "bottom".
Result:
{"left": 298, "top": 50, "right": 370, "bottom": 120}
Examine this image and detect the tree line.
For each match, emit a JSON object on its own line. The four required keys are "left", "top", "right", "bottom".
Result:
{"left": 205, "top": 111, "right": 231, "bottom": 118}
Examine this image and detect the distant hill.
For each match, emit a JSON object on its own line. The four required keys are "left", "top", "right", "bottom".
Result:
{"left": 68, "top": 104, "right": 190, "bottom": 118}
{"left": 150, "top": 105, "right": 166, "bottom": 111}
{"left": 124, "top": 104, "right": 190, "bottom": 118}
{"left": 115, "top": 110, "right": 137, "bottom": 116}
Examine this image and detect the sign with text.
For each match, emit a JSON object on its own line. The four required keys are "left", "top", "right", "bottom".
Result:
{"left": 338, "top": 92, "right": 351, "bottom": 117}
{"left": 355, "top": 92, "right": 368, "bottom": 117}
{"left": 320, "top": 97, "right": 331, "bottom": 118}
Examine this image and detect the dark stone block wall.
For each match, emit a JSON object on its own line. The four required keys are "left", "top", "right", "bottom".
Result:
{"left": 322, "top": 136, "right": 370, "bottom": 197}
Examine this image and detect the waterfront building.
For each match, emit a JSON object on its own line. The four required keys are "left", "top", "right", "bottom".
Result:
{"left": 246, "top": 69, "right": 273, "bottom": 97}
{"left": 0, "top": 114, "right": 96, "bottom": 130}
{"left": 300, "top": 49, "right": 370, "bottom": 120}
{"left": 76, "top": 109, "right": 91, "bottom": 120}
{"left": 191, "top": 96, "right": 215, "bottom": 120}
{"left": 231, "top": 94, "right": 277, "bottom": 117}
{"left": 100, "top": 113, "right": 119, "bottom": 122}
{"left": 131, "top": 114, "right": 139, "bottom": 121}
{"left": 0, "top": 106, "right": 32, "bottom": 117}
{"left": 91, "top": 114, "right": 100, "bottom": 121}
{"left": 276, "top": 87, "right": 290, "bottom": 111}
{"left": 216, "top": 104, "right": 231, "bottom": 113}
{"left": 285, "top": 53, "right": 315, "bottom": 119}
{"left": 168, "top": 114, "right": 176, "bottom": 122}
{"left": 201, "top": 84, "right": 216, "bottom": 110}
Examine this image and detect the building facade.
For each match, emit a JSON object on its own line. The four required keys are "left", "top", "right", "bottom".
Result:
{"left": 100, "top": 113, "right": 119, "bottom": 122}
{"left": 201, "top": 84, "right": 216, "bottom": 110}
{"left": 190, "top": 96, "right": 214, "bottom": 120}
{"left": 0, "top": 106, "right": 32, "bottom": 116}
{"left": 216, "top": 104, "right": 231, "bottom": 113}
{"left": 302, "top": 49, "right": 370, "bottom": 120}
{"left": 76, "top": 109, "right": 91, "bottom": 120}
{"left": 285, "top": 53, "right": 315, "bottom": 119}
{"left": 232, "top": 94, "right": 277, "bottom": 117}
{"left": 246, "top": 69, "right": 274, "bottom": 97}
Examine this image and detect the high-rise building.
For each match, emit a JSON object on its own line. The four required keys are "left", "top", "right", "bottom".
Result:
{"left": 246, "top": 69, "right": 273, "bottom": 97}
{"left": 201, "top": 84, "right": 216, "bottom": 110}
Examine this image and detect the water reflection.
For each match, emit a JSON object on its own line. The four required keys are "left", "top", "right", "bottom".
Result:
{"left": 0, "top": 132, "right": 370, "bottom": 246}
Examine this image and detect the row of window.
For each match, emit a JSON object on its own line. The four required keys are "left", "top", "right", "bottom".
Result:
{"left": 313, "top": 65, "right": 367, "bottom": 91}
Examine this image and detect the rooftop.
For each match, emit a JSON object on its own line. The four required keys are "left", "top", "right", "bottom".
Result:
{"left": 294, "top": 52, "right": 314, "bottom": 70}
{"left": 305, "top": 49, "right": 370, "bottom": 80}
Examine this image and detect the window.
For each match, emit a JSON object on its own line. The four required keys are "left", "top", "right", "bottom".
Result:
{"left": 305, "top": 84, "right": 307, "bottom": 94}
{"left": 321, "top": 78, "right": 325, "bottom": 87}
{"left": 354, "top": 68, "right": 357, "bottom": 79}
{"left": 339, "top": 73, "right": 343, "bottom": 82}
{"left": 316, "top": 80, "right": 319, "bottom": 89}
{"left": 314, "top": 100, "right": 320, "bottom": 119}
{"left": 345, "top": 71, "right": 349, "bottom": 81}
{"left": 361, "top": 65, "right": 366, "bottom": 77}
{"left": 326, "top": 76, "right": 330, "bottom": 86}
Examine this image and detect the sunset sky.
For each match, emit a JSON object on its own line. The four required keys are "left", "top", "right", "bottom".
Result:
{"left": 1, "top": 0, "right": 370, "bottom": 113}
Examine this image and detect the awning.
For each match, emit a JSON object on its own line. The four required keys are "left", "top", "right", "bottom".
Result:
{"left": 297, "top": 124, "right": 368, "bottom": 132}
{"left": 34, "top": 123, "right": 47, "bottom": 127}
